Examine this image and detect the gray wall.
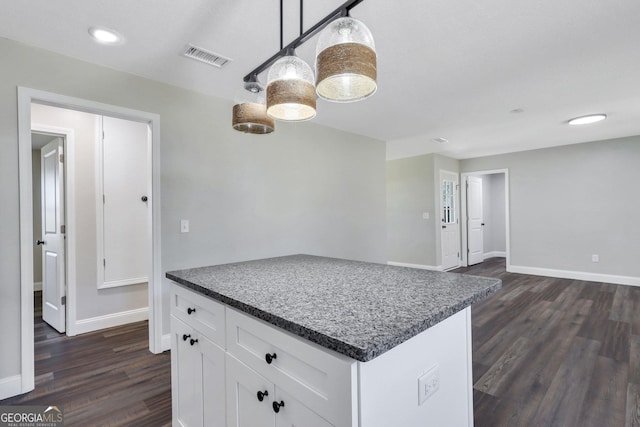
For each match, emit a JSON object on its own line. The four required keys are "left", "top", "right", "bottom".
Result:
{"left": 481, "top": 173, "right": 506, "bottom": 255}
{"left": 31, "top": 150, "right": 42, "bottom": 284}
{"left": 31, "top": 104, "right": 149, "bottom": 320}
{"left": 386, "top": 153, "right": 460, "bottom": 267}
{"left": 0, "top": 37, "right": 386, "bottom": 382}
{"left": 461, "top": 136, "right": 640, "bottom": 276}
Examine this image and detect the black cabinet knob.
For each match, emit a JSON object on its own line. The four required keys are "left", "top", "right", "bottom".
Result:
{"left": 272, "top": 400, "right": 285, "bottom": 413}
{"left": 182, "top": 334, "right": 191, "bottom": 342}
{"left": 256, "top": 390, "right": 269, "bottom": 402}
{"left": 265, "top": 353, "right": 277, "bottom": 364}
{"left": 187, "top": 307, "right": 196, "bottom": 315}
{"left": 190, "top": 338, "right": 198, "bottom": 346}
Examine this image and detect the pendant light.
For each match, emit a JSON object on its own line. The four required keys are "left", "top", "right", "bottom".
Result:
{"left": 232, "top": 77, "right": 275, "bottom": 134}
{"left": 315, "top": 16, "right": 377, "bottom": 103}
{"left": 266, "top": 48, "right": 317, "bottom": 121}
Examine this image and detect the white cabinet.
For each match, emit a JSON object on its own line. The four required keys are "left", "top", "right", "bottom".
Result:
{"left": 171, "top": 316, "right": 225, "bottom": 427}
{"left": 226, "top": 354, "right": 332, "bottom": 427}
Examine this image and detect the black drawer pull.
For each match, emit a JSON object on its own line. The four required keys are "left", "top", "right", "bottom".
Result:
{"left": 187, "top": 307, "right": 196, "bottom": 315}
{"left": 182, "top": 334, "right": 191, "bottom": 342}
{"left": 257, "top": 390, "right": 269, "bottom": 402}
{"left": 190, "top": 338, "right": 199, "bottom": 346}
{"left": 265, "top": 353, "right": 277, "bottom": 364}
{"left": 272, "top": 400, "right": 285, "bottom": 413}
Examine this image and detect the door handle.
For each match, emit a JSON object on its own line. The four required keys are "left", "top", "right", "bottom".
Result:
{"left": 36, "top": 240, "right": 46, "bottom": 245}
{"left": 441, "top": 225, "right": 446, "bottom": 229}
{"left": 141, "top": 196, "right": 148, "bottom": 202}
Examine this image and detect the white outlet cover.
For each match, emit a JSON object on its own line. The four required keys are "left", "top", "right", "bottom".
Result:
{"left": 418, "top": 364, "right": 440, "bottom": 405}
{"left": 180, "top": 219, "right": 189, "bottom": 233}
{"left": 592, "top": 254, "right": 599, "bottom": 262}
{"left": 422, "top": 212, "right": 430, "bottom": 219}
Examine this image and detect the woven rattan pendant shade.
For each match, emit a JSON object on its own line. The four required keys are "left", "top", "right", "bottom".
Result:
{"left": 232, "top": 80, "right": 275, "bottom": 134}
{"left": 266, "top": 54, "right": 317, "bottom": 121}
{"left": 315, "top": 17, "right": 377, "bottom": 102}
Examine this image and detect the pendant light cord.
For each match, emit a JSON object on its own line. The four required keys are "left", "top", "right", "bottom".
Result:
{"left": 280, "top": 0, "right": 283, "bottom": 50}
{"left": 300, "top": 0, "right": 304, "bottom": 36}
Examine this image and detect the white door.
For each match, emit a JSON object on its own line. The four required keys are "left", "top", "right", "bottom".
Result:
{"left": 99, "top": 116, "right": 149, "bottom": 288}
{"left": 467, "top": 176, "right": 484, "bottom": 266}
{"left": 440, "top": 171, "right": 460, "bottom": 270}
{"left": 40, "top": 138, "right": 66, "bottom": 333}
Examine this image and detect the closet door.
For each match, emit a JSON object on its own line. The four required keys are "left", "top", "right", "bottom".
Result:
{"left": 98, "top": 116, "right": 149, "bottom": 288}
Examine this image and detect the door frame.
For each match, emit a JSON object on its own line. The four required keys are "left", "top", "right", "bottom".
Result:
{"left": 32, "top": 125, "right": 75, "bottom": 335}
{"left": 460, "top": 169, "right": 511, "bottom": 269}
{"left": 18, "top": 87, "right": 163, "bottom": 395}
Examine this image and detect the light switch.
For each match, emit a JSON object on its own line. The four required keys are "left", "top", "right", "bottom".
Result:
{"left": 181, "top": 220, "right": 189, "bottom": 233}
{"left": 592, "top": 254, "right": 599, "bottom": 263}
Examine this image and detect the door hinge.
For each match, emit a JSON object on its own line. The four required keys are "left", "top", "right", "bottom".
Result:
{"left": 103, "top": 194, "right": 105, "bottom": 204}
{"left": 61, "top": 295, "right": 66, "bottom": 305}
{"left": 59, "top": 153, "right": 64, "bottom": 163}
{"left": 458, "top": 252, "right": 460, "bottom": 258}
{"left": 103, "top": 258, "right": 106, "bottom": 268}
{"left": 60, "top": 225, "right": 66, "bottom": 234}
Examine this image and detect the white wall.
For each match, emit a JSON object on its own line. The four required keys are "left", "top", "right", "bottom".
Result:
{"left": 0, "top": 37, "right": 386, "bottom": 385}
{"left": 461, "top": 136, "right": 640, "bottom": 279}
{"left": 386, "top": 153, "right": 460, "bottom": 268}
{"left": 31, "top": 104, "right": 149, "bottom": 320}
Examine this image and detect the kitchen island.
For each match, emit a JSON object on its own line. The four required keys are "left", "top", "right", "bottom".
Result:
{"left": 166, "top": 255, "right": 501, "bottom": 427}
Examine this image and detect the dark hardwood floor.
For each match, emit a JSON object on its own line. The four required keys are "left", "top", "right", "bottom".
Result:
{"left": 456, "top": 258, "right": 640, "bottom": 427}
{"left": 5, "top": 263, "right": 640, "bottom": 426}
{"left": 1, "top": 292, "right": 172, "bottom": 426}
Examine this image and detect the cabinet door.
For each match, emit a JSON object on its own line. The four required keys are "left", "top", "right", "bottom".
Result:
{"left": 172, "top": 316, "right": 225, "bottom": 427}
{"left": 172, "top": 320, "right": 204, "bottom": 427}
{"left": 226, "top": 354, "right": 275, "bottom": 427}
{"left": 274, "top": 388, "right": 334, "bottom": 427}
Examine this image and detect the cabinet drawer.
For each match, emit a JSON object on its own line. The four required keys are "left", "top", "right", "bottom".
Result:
{"left": 170, "top": 283, "right": 225, "bottom": 348}
{"left": 226, "top": 307, "right": 356, "bottom": 427}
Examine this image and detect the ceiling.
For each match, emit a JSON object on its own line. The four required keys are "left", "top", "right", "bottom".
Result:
{"left": 2, "top": 0, "right": 639, "bottom": 160}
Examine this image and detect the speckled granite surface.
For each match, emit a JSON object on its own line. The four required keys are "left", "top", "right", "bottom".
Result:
{"left": 166, "top": 255, "right": 501, "bottom": 362}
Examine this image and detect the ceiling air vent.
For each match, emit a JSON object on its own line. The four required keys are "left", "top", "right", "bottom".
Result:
{"left": 182, "top": 44, "right": 232, "bottom": 68}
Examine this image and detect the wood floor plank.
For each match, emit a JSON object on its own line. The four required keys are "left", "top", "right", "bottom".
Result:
{"left": 474, "top": 337, "right": 529, "bottom": 396}
{"left": 627, "top": 383, "right": 640, "bottom": 427}
{"left": 534, "top": 337, "right": 601, "bottom": 426}
{"left": 0, "top": 317, "right": 171, "bottom": 426}
{"left": 455, "top": 259, "right": 637, "bottom": 427}
{"left": 580, "top": 356, "right": 628, "bottom": 427}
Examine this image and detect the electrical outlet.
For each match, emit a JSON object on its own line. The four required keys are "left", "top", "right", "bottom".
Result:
{"left": 418, "top": 365, "right": 440, "bottom": 405}
{"left": 181, "top": 219, "right": 189, "bottom": 233}
{"left": 422, "top": 212, "right": 430, "bottom": 219}
{"left": 592, "top": 254, "right": 599, "bottom": 263}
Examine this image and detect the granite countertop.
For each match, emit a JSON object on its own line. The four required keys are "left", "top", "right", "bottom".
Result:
{"left": 166, "top": 255, "right": 501, "bottom": 362}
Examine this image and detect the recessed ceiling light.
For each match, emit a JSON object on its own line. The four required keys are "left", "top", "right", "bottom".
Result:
{"left": 88, "top": 26, "right": 124, "bottom": 45}
{"left": 432, "top": 137, "right": 449, "bottom": 144}
{"left": 568, "top": 114, "right": 607, "bottom": 126}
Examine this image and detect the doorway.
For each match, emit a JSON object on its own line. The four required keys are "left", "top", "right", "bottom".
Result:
{"left": 17, "top": 87, "right": 163, "bottom": 396}
{"left": 32, "top": 130, "right": 69, "bottom": 333}
{"left": 460, "top": 169, "right": 510, "bottom": 268}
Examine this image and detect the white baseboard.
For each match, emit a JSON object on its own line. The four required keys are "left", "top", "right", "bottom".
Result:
{"left": 509, "top": 265, "right": 640, "bottom": 287}
{"left": 161, "top": 333, "right": 171, "bottom": 352}
{"left": 0, "top": 375, "right": 23, "bottom": 400}
{"left": 483, "top": 251, "right": 506, "bottom": 259}
{"left": 72, "top": 307, "right": 149, "bottom": 335}
{"left": 33, "top": 281, "right": 42, "bottom": 292}
{"left": 388, "top": 261, "right": 443, "bottom": 271}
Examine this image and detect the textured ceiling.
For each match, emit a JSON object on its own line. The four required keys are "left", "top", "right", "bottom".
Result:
{"left": 2, "top": 0, "right": 639, "bottom": 159}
